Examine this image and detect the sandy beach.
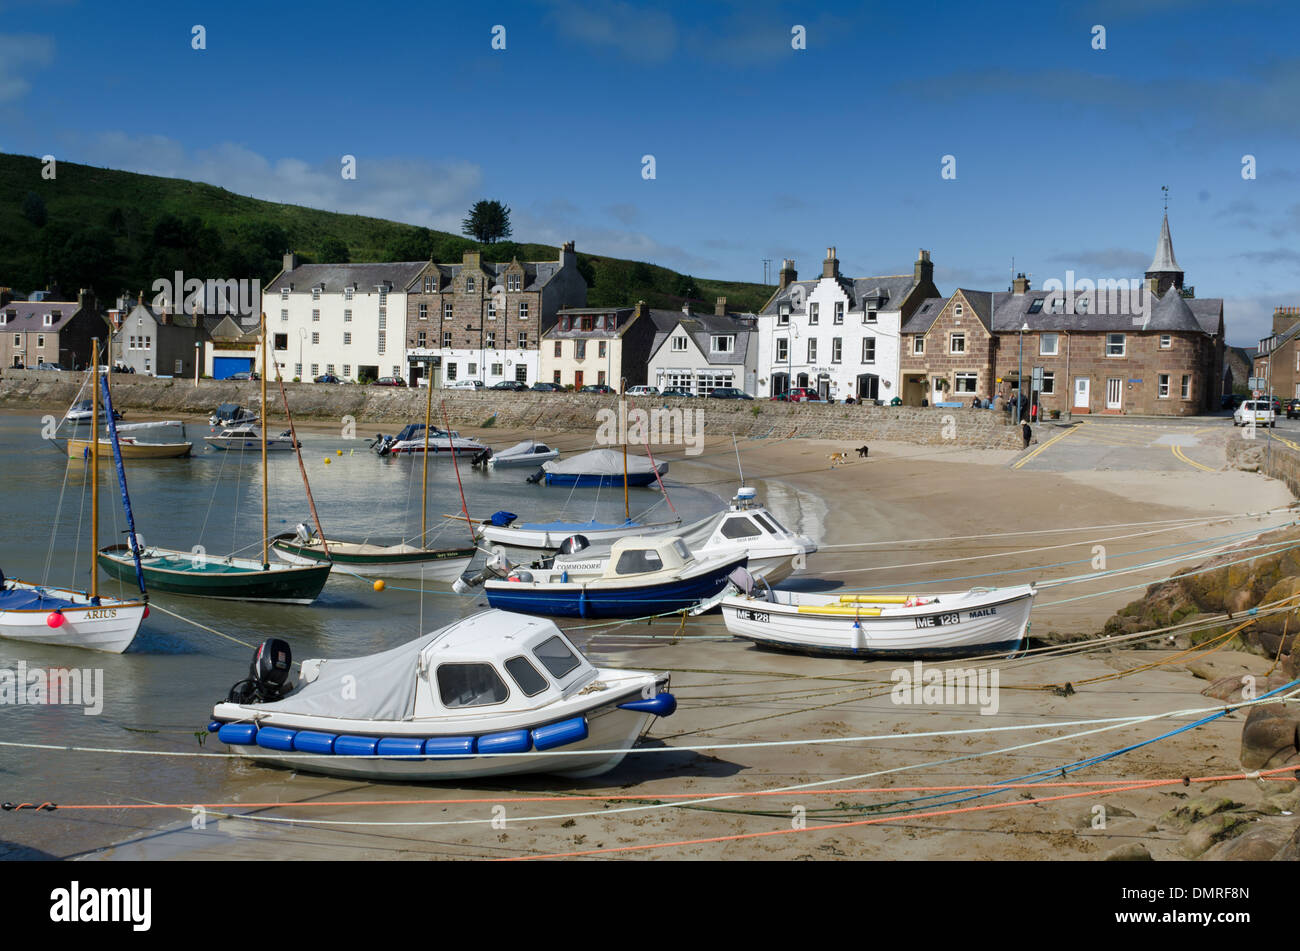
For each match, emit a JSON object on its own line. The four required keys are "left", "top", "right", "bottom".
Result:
{"left": 61, "top": 418, "right": 1298, "bottom": 861}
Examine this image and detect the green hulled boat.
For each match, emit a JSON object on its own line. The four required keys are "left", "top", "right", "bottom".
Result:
{"left": 98, "top": 544, "right": 331, "bottom": 604}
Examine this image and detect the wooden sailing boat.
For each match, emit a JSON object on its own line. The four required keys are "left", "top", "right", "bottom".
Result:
{"left": 271, "top": 363, "right": 477, "bottom": 581}
{"left": 96, "top": 316, "right": 332, "bottom": 604}
{"left": 0, "top": 341, "right": 149, "bottom": 652}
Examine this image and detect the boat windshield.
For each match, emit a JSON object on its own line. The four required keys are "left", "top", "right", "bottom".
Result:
{"left": 437, "top": 663, "right": 510, "bottom": 708}
{"left": 720, "top": 516, "right": 762, "bottom": 539}
{"left": 533, "top": 635, "right": 581, "bottom": 679}
{"left": 753, "top": 512, "right": 788, "bottom": 535}
{"left": 614, "top": 548, "right": 663, "bottom": 575}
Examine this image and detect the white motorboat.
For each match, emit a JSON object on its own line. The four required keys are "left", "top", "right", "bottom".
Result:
{"left": 64, "top": 398, "right": 122, "bottom": 424}
{"left": 475, "top": 512, "right": 682, "bottom": 551}
{"left": 207, "top": 610, "right": 677, "bottom": 781}
{"left": 205, "top": 425, "right": 299, "bottom": 452}
{"left": 486, "top": 439, "right": 560, "bottom": 468}
{"left": 208, "top": 403, "right": 259, "bottom": 431}
{"left": 720, "top": 582, "right": 1036, "bottom": 658}
{"left": 371, "top": 423, "right": 487, "bottom": 457}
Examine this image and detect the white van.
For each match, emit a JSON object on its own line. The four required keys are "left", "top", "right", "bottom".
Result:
{"left": 1234, "top": 400, "right": 1275, "bottom": 427}
{"left": 445, "top": 379, "right": 484, "bottom": 390}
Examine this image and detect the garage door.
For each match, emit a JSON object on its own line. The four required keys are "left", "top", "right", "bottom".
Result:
{"left": 213, "top": 357, "right": 253, "bottom": 380}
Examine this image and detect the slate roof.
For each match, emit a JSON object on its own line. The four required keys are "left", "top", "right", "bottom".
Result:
{"left": 649, "top": 313, "right": 757, "bottom": 367}
{"left": 264, "top": 262, "right": 428, "bottom": 294}
{"left": 0, "top": 300, "right": 83, "bottom": 333}
{"left": 760, "top": 273, "right": 915, "bottom": 316}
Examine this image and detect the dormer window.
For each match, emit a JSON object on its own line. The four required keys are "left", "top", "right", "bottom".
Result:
{"left": 1049, "top": 298, "right": 1064, "bottom": 315}
{"left": 864, "top": 304, "right": 878, "bottom": 323}
{"left": 507, "top": 274, "right": 521, "bottom": 292}
{"left": 43, "top": 314, "right": 52, "bottom": 326}
{"left": 312, "top": 286, "right": 321, "bottom": 301}
{"left": 345, "top": 285, "right": 355, "bottom": 301}
{"left": 423, "top": 277, "right": 434, "bottom": 293}
{"left": 280, "top": 288, "right": 289, "bottom": 300}
{"left": 1076, "top": 296, "right": 1089, "bottom": 314}
{"left": 711, "top": 335, "right": 735, "bottom": 353}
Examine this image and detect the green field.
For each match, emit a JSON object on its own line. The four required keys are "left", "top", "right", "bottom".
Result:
{"left": 0, "top": 152, "right": 774, "bottom": 312}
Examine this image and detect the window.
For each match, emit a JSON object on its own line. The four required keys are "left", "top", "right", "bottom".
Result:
{"left": 1106, "top": 334, "right": 1126, "bottom": 356}
{"left": 515, "top": 364, "right": 527, "bottom": 383}
{"left": 378, "top": 332, "right": 386, "bottom": 354}
{"left": 448, "top": 363, "right": 458, "bottom": 380}
{"left": 554, "top": 341, "right": 562, "bottom": 358}
{"left": 492, "top": 363, "right": 503, "bottom": 376}
{"left": 1040, "top": 333, "right": 1059, "bottom": 356}
{"left": 145, "top": 336, "right": 151, "bottom": 350}
{"left": 1181, "top": 375, "right": 1191, "bottom": 399}
{"left": 776, "top": 338, "right": 788, "bottom": 362}
{"left": 580, "top": 316, "right": 594, "bottom": 331}
{"left": 955, "top": 373, "right": 977, "bottom": 393}
{"left": 574, "top": 340, "right": 586, "bottom": 359}
{"left": 507, "top": 274, "right": 521, "bottom": 292}
{"left": 423, "top": 276, "right": 433, "bottom": 293}
{"left": 807, "top": 339, "right": 817, "bottom": 362}
{"left": 326, "top": 364, "right": 335, "bottom": 375}
{"left": 437, "top": 663, "right": 509, "bottom": 708}
{"left": 614, "top": 548, "right": 664, "bottom": 575}
{"left": 950, "top": 333, "right": 965, "bottom": 354}
{"left": 443, "top": 332, "right": 452, "bottom": 348}
{"left": 913, "top": 337, "right": 925, "bottom": 355}
{"left": 311, "top": 363, "right": 319, "bottom": 377}
{"left": 274, "top": 333, "right": 288, "bottom": 351}
{"left": 831, "top": 337, "right": 842, "bottom": 363}
{"left": 418, "top": 303, "right": 428, "bottom": 321}
{"left": 597, "top": 370, "right": 606, "bottom": 385}
{"left": 553, "top": 370, "right": 561, "bottom": 384}
{"left": 487, "top": 299, "right": 496, "bottom": 319}
{"left": 444, "top": 302, "right": 454, "bottom": 320}
{"left": 672, "top": 336, "right": 688, "bottom": 352}
{"left": 720, "top": 517, "right": 762, "bottom": 539}
{"left": 533, "top": 635, "right": 581, "bottom": 679}
{"left": 1028, "top": 298, "right": 1044, "bottom": 314}
{"left": 416, "top": 331, "right": 426, "bottom": 347}
{"left": 344, "top": 309, "right": 352, "bottom": 323}
{"left": 1158, "top": 373, "right": 1170, "bottom": 398}
{"left": 712, "top": 336, "right": 735, "bottom": 353}
{"left": 504, "top": 656, "right": 548, "bottom": 697}
{"left": 1160, "top": 334, "right": 1172, "bottom": 349}
{"left": 518, "top": 332, "right": 528, "bottom": 349}
{"left": 834, "top": 302, "right": 844, "bottom": 324}
{"left": 1076, "top": 296, "right": 1089, "bottom": 314}
{"left": 598, "top": 341, "right": 607, "bottom": 358}
{"left": 344, "top": 286, "right": 354, "bottom": 301}
{"left": 312, "top": 309, "right": 320, "bottom": 322}
{"left": 343, "top": 365, "right": 350, "bottom": 377}
{"left": 280, "top": 288, "right": 289, "bottom": 301}
{"left": 174, "top": 359, "right": 183, "bottom": 374}
{"left": 864, "top": 306, "right": 878, "bottom": 324}
{"left": 486, "top": 331, "right": 496, "bottom": 349}
{"left": 778, "top": 304, "right": 790, "bottom": 327}
{"left": 36, "top": 334, "right": 44, "bottom": 348}
{"left": 954, "top": 303, "right": 964, "bottom": 319}
{"left": 280, "top": 309, "right": 288, "bottom": 322}
{"left": 517, "top": 302, "right": 529, "bottom": 320}
{"left": 862, "top": 338, "right": 876, "bottom": 363}
{"left": 1041, "top": 371, "right": 1055, "bottom": 395}
{"left": 343, "top": 332, "right": 352, "bottom": 345}
{"left": 311, "top": 332, "right": 320, "bottom": 344}
{"left": 465, "top": 276, "right": 475, "bottom": 293}
{"left": 809, "top": 302, "right": 819, "bottom": 324}
{"left": 294, "top": 363, "right": 302, "bottom": 377}
{"left": 467, "top": 362, "right": 476, "bottom": 375}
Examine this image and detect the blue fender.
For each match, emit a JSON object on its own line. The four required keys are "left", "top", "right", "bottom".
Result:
{"left": 618, "top": 692, "right": 677, "bottom": 717}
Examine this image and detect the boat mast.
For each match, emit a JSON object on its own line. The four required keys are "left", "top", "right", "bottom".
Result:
{"left": 260, "top": 314, "right": 269, "bottom": 570}
{"left": 90, "top": 339, "right": 99, "bottom": 600}
{"left": 422, "top": 360, "right": 433, "bottom": 545}
{"left": 621, "top": 377, "right": 628, "bottom": 521}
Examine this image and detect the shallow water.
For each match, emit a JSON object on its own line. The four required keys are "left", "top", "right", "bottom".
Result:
{"left": 0, "top": 410, "right": 745, "bottom": 858}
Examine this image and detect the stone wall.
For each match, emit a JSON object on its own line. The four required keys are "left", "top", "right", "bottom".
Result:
{"left": 1228, "top": 430, "right": 1300, "bottom": 498}
{"left": 0, "top": 370, "right": 1024, "bottom": 449}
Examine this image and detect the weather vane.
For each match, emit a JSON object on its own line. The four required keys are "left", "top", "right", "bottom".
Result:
{"left": 1161, "top": 185, "right": 1169, "bottom": 213}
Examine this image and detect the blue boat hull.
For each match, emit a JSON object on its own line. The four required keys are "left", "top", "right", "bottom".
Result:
{"left": 486, "top": 557, "right": 747, "bottom": 618}
{"left": 543, "top": 472, "right": 661, "bottom": 488}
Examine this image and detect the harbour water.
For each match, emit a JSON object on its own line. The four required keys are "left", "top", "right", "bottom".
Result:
{"left": 0, "top": 410, "right": 771, "bottom": 858}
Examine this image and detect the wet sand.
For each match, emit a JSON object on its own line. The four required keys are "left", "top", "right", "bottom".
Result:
{"left": 81, "top": 428, "right": 1298, "bottom": 860}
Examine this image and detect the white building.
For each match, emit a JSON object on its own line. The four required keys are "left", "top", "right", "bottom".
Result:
{"left": 755, "top": 248, "right": 940, "bottom": 401}
{"left": 646, "top": 300, "right": 758, "bottom": 395}
{"left": 263, "top": 256, "right": 426, "bottom": 382}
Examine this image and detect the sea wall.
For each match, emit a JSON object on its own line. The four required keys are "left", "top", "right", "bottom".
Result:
{"left": 0, "top": 371, "right": 1024, "bottom": 449}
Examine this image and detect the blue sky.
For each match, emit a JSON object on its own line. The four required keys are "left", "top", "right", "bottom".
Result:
{"left": 0, "top": 0, "right": 1296, "bottom": 345}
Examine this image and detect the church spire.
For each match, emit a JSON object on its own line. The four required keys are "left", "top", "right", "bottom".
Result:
{"left": 1145, "top": 192, "right": 1184, "bottom": 295}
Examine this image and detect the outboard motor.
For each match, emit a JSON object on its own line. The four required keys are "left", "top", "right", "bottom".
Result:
{"left": 226, "top": 638, "right": 294, "bottom": 704}
{"left": 452, "top": 547, "right": 514, "bottom": 594}
{"left": 294, "top": 522, "right": 315, "bottom": 545}
{"left": 557, "top": 534, "right": 590, "bottom": 555}
{"left": 470, "top": 448, "right": 493, "bottom": 469}
{"left": 526, "top": 467, "right": 546, "bottom": 485}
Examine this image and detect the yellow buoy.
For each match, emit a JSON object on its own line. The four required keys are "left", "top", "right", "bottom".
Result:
{"left": 324, "top": 457, "right": 332, "bottom": 465}
{"left": 373, "top": 579, "right": 386, "bottom": 592}
{"left": 337, "top": 449, "right": 343, "bottom": 455}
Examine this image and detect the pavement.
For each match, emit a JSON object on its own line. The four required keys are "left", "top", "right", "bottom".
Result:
{"left": 1011, "top": 416, "right": 1231, "bottom": 472}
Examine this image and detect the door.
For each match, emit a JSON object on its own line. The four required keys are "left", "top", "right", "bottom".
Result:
{"left": 213, "top": 356, "right": 253, "bottom": 380}
{"left": 1106, "top": 378, "right": 1122, "bottom": 410}
{"left": 857, "top": 373, "right": 879, "bottom": 401}
{"left": 574, "top": 370, "right": 584, "bottom": 390}
{"left": 1073, "top": 377, "right": 1089, "bottom": 410}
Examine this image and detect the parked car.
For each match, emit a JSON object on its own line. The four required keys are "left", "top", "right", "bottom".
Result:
{"left": 371, "top": 376, "right": 408, "bottom": 387}
{"left": 1234, "top": 400, "right": 1276, "bottom": 427}
{"left": 771, "top": 387, "right": 822, "bottom": 402}
{"left": 490, "top": 380, "right": 529, "bottom": 391}
{"left": 708, "top": 387, "right": 754, "bottom": 400}
{"left": 661, "top": 387, "right": 695, "bottom": 398}
{"left": 580, "top": 384, "right": 617, "bottom": 394}
{"left": 229, "top": 371, "right": 260, "bottom": 381}
{"left": 625, "top": 385, "right": 660, "bottom": 397}
{"left": 1287, "top": 399, "right": 1300, "bottom": 420}
{"left": 444, "top": 379, "right": 483, "bottom": 390}
{"left": 314, "top": 373, "right": 343, "bottom": 384}
{"left": 530, "top": 382, "right": 563, "bottom": 392}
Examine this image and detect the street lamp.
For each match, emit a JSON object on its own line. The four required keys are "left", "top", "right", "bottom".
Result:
{"left": 298, "top": 327, "right": 307, "bottom": 380}
{"left": 1017, "top": 322, "right": 1029, "bottom": 424}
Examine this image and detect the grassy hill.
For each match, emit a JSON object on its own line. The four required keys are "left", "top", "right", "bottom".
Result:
{"left": 0, "top": 152, "right": 774, "bottom": 312}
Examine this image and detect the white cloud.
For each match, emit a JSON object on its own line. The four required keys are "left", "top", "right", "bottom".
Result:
{"left": 0, "top": 34, "right": 53, "bottom": 103}
{"left": 79, "top": 132, "right": 483, "bottom": 231}
{"left": 542, "top": 0, "right": 677, "bottom": 62}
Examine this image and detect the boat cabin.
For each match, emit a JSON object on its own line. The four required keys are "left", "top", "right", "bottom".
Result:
{"left": 601, "top": 536, "right": 695, "bottom": 579}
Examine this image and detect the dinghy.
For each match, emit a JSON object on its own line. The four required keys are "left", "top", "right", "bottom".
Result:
{"left": 66, "top": 435, "right": 192, "bottom": 459}
{"left": 720, "top": 582, "right": 1036, "bottom": 658}
{"left": 2, "top": 342, "right": 148, "bottom": 653}
{"left": 207, "top": 610, "right": 677, "bottom": 781}
{"left": 532, "top": 448, "right": 667, "bottom": 488}
{"left": 486, "top": 439, "right": 560, "bottom": 468}
{"left": 461, "top": 535, "right": 747, "bottom": 619}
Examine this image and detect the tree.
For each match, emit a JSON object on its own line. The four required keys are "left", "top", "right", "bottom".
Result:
{"left": 319, "top": 237, "right": 350, "bottom": 263}
{"left": 22, "top": 192, "right": 47, "bottom": 228}
{"left": 462, "top": 200, "right": 512, "bottom": 244}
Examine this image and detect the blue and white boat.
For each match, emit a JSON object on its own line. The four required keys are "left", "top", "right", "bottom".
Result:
{"left": 534, "top": 448, "right": 667, "bottom": 488}
{"left": 208, "top": 610, "right": 676, "bottom": 781}
{"left": 465, "top": 535, "right": 747, "bottom": 619}
{"left": 475, "top": 510, "right": 681, "bottom": 551}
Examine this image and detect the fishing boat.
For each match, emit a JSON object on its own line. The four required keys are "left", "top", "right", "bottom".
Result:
{"left": 370, "top": 423, "right": 487, "bottom": 457}
{"left": 67, "top": 434, "right": 192, "bottom": 459}
{"left": 273, "top": 372, "right": 479, "bottom": 581}
{"left": 207, "top": 610, "right": 677, "bottom": 781}
{"left": 205, "top": 425, "right": 299, "bottom": 453}
{"left": 460, "top": 535, "right": 747, "bottom": 619}
{"left": 208, "top": 403, "right": 258, "bottom": 430}
{"left": 1, "top": 343, "right": 148, "bottom": 653}
{"left": 719, "top": 581, "right": 1037, "bottom": 659}
{"left": 486, "top": 439, "right": 560, "bottom": 468}
{"left": 98, "top": 317, "right": 332, "bottom": 604}
{"left": 531, "top": 448, "right": 667, "bottom": 488}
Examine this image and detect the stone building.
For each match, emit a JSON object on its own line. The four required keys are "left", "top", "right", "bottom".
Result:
{"left": 540, "top": 301, "right": 673, "bottom": 391}
{"left": 0, "top": 290, "right": 102, "bottom": 369}
{"left": 110, "top": 298, "right": 224, "bottom": 378}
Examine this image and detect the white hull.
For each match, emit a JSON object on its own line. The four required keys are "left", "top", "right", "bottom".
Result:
{"left": 272, "top": 541, "right": 474, "bottom": 581}
{"left": 489, "top": 450, "right": 559, "bottom": 468}
{"left": 387, "top": 438, "right": 487, "bottom": 455}
{"left": 0, "top": 582, "right": 146, "bottom": 654}
{"left": 478, "top": 519, "right": 681, "bottom": 551}
{"left": 205, "top": 437, "right": 297, "bottom": 452}
{"left": 721, "top": 585, "right": 1035, "bottom": 658}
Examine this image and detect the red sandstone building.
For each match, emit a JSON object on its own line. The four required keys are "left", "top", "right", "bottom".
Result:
{"left": 1253, "top": 308, "right": 1300, "bottom": 401}
{"left": 899, "top": 215, "right": 1224, "bottom": 416}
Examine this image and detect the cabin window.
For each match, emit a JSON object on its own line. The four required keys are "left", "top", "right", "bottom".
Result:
{"left": 672, "top": 539, "right": 692, "bottom": 562}
{"left": 437, "top": 663, "right": 510, "bottom": 708}
{"left": 505, "top": 656, "right": 549, "bottom": 697}
{"left": 533, "top": 635, "right": 581, "bottom": 679}
{"left": 614, "top": 548, "right": 663, "bottom": 575}
{"left": 720, "top": 517, "right": 762, "bottom": 539}
{"left": 752, "top": 512, "right": 782, "bottom": 534}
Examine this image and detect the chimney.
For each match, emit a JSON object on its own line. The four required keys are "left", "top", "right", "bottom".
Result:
{"left": 77, "top": 287, "right": 95, "bottom": 314}
{"left": 283, "top": 252, "right": 299, "bottom": 273}
{"left": 822, "top": 247, "right": 839, "bottom": 279}
{"left": 682, "top": 301, "right": 692, "bottom": 316}
{"left": 715, "top": 296, "right": 727, "bottom": 316}
{"left": 560, "top": 240, "right": 576, "bottom": 269}
{"left": 463, "top": 250, "right": 481, "bottom": 270}
{"left": 634, "top": 300, "right": 648, "bottom": 320}
{"left": 1011, "top": 273, "right": 1030, "bottom": 295}
{"left": 914, "top": 249, "right": 934, "bottom": 287}
{"left": 778, "top": 259, "right": 797, "bottom": 290}
{"left": 158, "top": 300, "right": 170, "bottom": 326}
